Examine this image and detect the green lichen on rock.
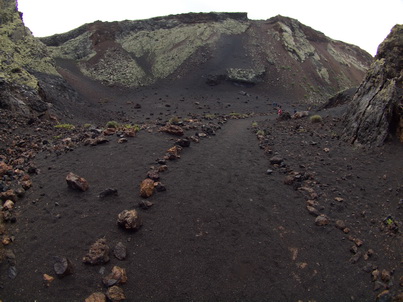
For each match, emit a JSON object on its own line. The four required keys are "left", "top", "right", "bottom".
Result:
{"left": 226, "top": 68, "right": 265, "bottom": 84}
{"left": 278, "top": 21, "right": 318, "bottom": 62}
{"left": 0, "top": 0, "right": 59, "bottom": 89}
{"left": 48, "top": 31, "right": 95, "bottom": 61}
{"left": 79, "top": 48, "right": 149, "bottom": 87}
{"left": 327, "top": 43, "right": 368, "bottom": 72}
{"left": 117, "top": 18, "right": 249, "bottom": 86}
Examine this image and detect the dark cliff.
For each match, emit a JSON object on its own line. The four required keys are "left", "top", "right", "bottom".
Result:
{"left": 342, "top": 24, "right": 403, "bottom": 146}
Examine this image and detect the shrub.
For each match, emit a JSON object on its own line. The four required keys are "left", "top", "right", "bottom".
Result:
{"left": 123, "top": 124, "right": 141, "bottom": 132}
{"left": 106, "top": 121, "right": 119, "bottom": 128}
{"left": 54, "top": 124, "right": 75, "bottom": 130}
{"left": 310, "top": 115, "right": 323, "bottom": 123}
{"left": 168, "top": 116, "right": 180, "bottom": 124}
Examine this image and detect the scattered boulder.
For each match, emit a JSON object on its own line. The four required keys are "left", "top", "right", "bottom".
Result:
{"left": 113, "top": 242, "right": 127, "bottom": 260}
{"left": 158, "top": 165, "right": 168, "bottom": 172}
{"left": 147, "top": 170, "right": 160, "bottom": 181}
{"left": 117, "top": 209, "right": 142, "bottom": 231}
{"left": 106, "top": 286, "right": 126, "bottom": 302}
{"left": 160, "top": 123, "right": 184, "bottom": 136}
{"left": 306, "top": 206, "right": 320, "bottom": 216}
{"left": 283, "top": 175, "right": 295, "bottom": 185}
{"left": 292, "top": 111, "right": 309, "bottom": 119}
{"left": 103, "top": 266, "right": 127, "bottom": 287}
{"left": 175, "top": 138, "right": 191, "bottom": 147}
{"left": 84, "top": 136, "right": 109, "bottom": 146}
{"left": 0, "top": 162, "right": 12, "bottom": 177}
{"left": 53, "top": 256, "right": 74, "bottom": 277}
{"left": 83, "top": 238, "right": 110, "bottom": 265}
{"left": 66, "top": 172, "right": 89, "bottom": 192}
{"left": 335, "top": 220, "right": 346, "bottom": 230}
{"left": 85, "top": 292, "right": 107, "bottom": 302}
{"left": 315, "top": 214, "right": 330, "bottom": 226}
{"left": 166, "top": 145, "right": 182, "bottom": 160}
{"left": 140, "top": 178, "right": 154, "bottom": 198}
{"left": 269, "top": 156, "right": 283, "bottom": 165}
{"left": 0, "top": 189, "right": 17, "bottom": 202}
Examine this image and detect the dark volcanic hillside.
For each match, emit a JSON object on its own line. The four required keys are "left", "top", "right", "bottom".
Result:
{"left": 1, "top": 2, "right": 402, "bottom": 302}
{"left": 40, "top": 13, "right": 372, "bottom": 105}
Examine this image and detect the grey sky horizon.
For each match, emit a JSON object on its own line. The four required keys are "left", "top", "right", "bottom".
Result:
{"left": 17, "top": 0, "right": 403, "bottom": 56}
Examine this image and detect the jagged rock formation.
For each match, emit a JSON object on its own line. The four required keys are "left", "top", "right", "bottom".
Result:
{"left": 0, "top": 0, "right": 80, "bottom": 116}
{"left": 40, "top": 13, "right": 373, "bottom": 104}
{"left": 342, "top": 24, "right": 403, "bottom": 146}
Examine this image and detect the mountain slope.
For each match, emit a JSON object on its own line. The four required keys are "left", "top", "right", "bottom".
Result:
{"left": 40, "top": 13, "right": 373, "bottom": 104}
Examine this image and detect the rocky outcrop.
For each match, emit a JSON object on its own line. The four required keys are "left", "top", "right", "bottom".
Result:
{"left": 40, "top": 13, "right": 373, "bottom": 103}
{"left": 0, "top": 0, "right": 81, "bottom": 117}
{"left": 342, "top": 24, "right": 402, "bottom": 146}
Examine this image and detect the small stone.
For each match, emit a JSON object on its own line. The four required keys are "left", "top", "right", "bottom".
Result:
{"left": 43, "top": 274, "right": 54, "bottom": 287}
{"left": 103, "top": 266, "right": 127, "bottom": 287}
{"left": 106, "top": 286, "right": 126, "bottom": 302}
{"left": 0, "top": 162, "right": 12, "bottom": 177}
{"left": 113, "top": 242, "right": 127, "bottom": 260}
{"left": 306, "top": 206, "right": 320, "bottom": 216}
{"left": 98, "top": 188, "right": 118, "bottom": 198}
{"left": 343, "top": 228, "right": 351, "bottom": 234}
{"left": 350, "top": 252, "right": 362, "bottom": 264}
{"left": 158, "top": 165, "right": 168, "bottom": 172}
{"left": 85, "top": 292, "right": 107, "bottom": 302}
{"left": 335, "top": 220, "right": 346, "bottom": 230}
{"left": 140, "top": 178, "right": 154, "bottom": 198}
{"left": 3, "top": 200, "right": 14, "bottom": 210}
{"left": 117, "top": 138, "right": 128, "bottom": 144}
{"left": 138, "top": 200, "right": 153, "bottom": 210}
{"left": 323, "top": 148, "right": 330, "bottom": 153}
{"left": 315, "top": 214, "right": 329, "bottom": 226}
{"left": 159, "top": 124, "right": 184, "bottom": 136}
{"left": 147, "top": 170, "right": 160, "bottom": 181}
{"left": 372, "top": 269, "right": 380, "bottom": 281}
{"left": 8, "top": 266, "right": 17, "bottom": 279}
{"left": 53, "top": 256, "right": 74, "bottom": 277}
{"left": 0, "top": 190, "right": 17, "bottom": 202}
{"left": 335, "top": 197, "right": 344, "bottom": 202}
{"left": 66, "top": 172, "right": 89, "bottom": 192}
{"left": 117, "top": 209, "right": 142, "bottom": 231}
{"left": 381, "top": 269, "right": 391, "bottom": 282}
{"left": 175, "top": 138, "right": 191, "bottom": 147}
{"left": 283, "top": 175, "right": 294, "bottom": 185}
{"left": 269, "top": 156, "right": 283, "bottom": 165}
{"left": 350, "top": 245, "right": 359, "bottom": 254}
{"left": 266, "top": 169, "right": 273, "bottom": 175}
{"left": 363, "top": 263, "right": 377, "bottom": 273}
{"left": 155, "top": 182, "right": 166, "bottom": 192}
{"left": 83, "top": 238, "right": 110, "bottom": 265}
{"left": 166, "top": 145, "right": 181, "bottom": 160}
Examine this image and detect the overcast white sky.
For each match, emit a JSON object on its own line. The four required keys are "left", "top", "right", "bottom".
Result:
{"left": 18, "top": 0, "right": 403, "bottom": 56}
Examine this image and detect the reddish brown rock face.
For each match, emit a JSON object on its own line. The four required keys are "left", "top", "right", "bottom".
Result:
{"left": 66, "top": 172, "right": 89, "bottom": 192}
{"left": 140, "top": 178, "right": 155, "bottom": 198}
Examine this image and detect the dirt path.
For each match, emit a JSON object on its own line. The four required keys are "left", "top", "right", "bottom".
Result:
{"left": 1, "top": 117, "right": 382, "bottom": 301}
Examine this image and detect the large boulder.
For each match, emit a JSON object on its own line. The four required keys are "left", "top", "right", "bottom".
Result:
{"left": 342, "top": 24, "right": 403, "bottom": 146}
